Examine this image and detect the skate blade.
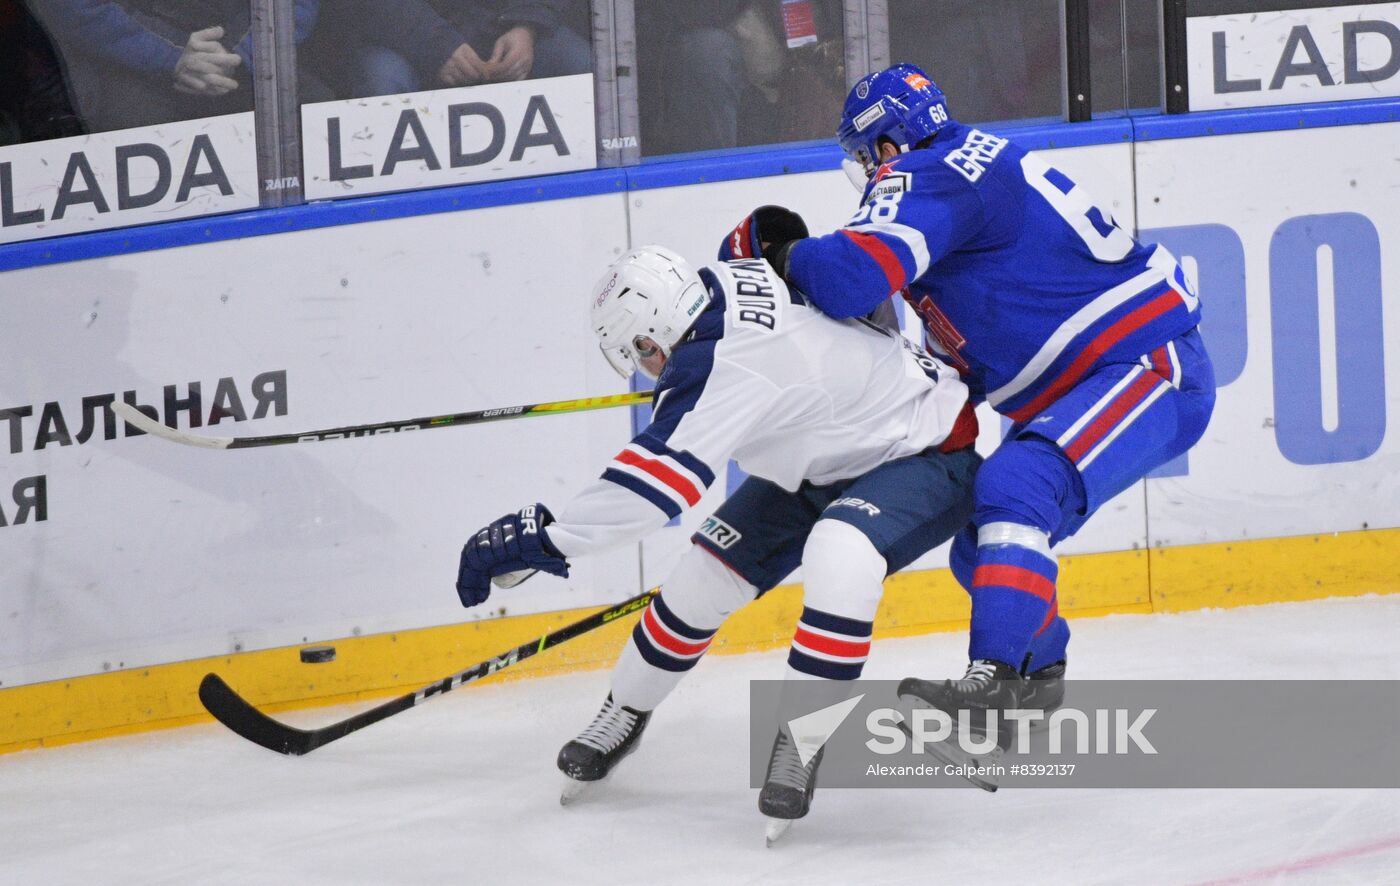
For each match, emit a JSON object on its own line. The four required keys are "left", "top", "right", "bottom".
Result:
{"left": 764, "top": 817, "right": 794, "bottom": 847}
{"left": 559, "top": 775, "right": 601, "bottom": 807}
{"left": 896, "top": 719, "right": 1001, "bottom": 793}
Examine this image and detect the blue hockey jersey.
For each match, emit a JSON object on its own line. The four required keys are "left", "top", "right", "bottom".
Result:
{"left": 786, "top": 122, "right": 1201, "bottom": 423}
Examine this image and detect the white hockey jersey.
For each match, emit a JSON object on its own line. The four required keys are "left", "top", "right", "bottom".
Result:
{"left": 546, "top": 258, "right": 974, "bottom": 558}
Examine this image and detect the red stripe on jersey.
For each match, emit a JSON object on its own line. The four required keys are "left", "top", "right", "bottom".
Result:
{"left": 615, "top": 449, "right": 702, "bottom": 506}
{"left": 1062, "top": 371, "right": 1161, "bottom": 463}
{"left": 938, "top": 402, "right": 980, "bottom": 453}
{"left": 1150, "top": 346, "right": 1171, "bottom": 382}
{"left": 973, "top": 564, "right": 1056, "bottom": 602}
{"left": 840, "top": 229, "right": 906, "bottom": 294}
{"left": 643, "top": 606, "right": 712, "bottom": 656}
{"left": 1036, "top": 596, "right": 1060, "bottom": 635}
{"left": 1005, "top": 289, "right": 1181, "bottom": 424}
{"left": 793, "top": 626, "right": 871, "bottom": 660}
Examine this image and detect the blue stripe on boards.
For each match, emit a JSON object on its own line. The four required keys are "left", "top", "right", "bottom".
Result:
{"left": 5, "top": 97, "right": 1397, "bottom": 274}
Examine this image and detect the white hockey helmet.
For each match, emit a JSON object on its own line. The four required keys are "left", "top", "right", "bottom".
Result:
{"left": 589, "top": 245, "right": 710, "bottom": 379}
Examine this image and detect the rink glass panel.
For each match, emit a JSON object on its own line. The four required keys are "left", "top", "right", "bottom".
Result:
{"left": 0, "top": 1, "right": 262, "bottom": 244}
{"left": 1087, "top": 0, "right": 1164, "bottom": 117}
{"left": 295, "top": 1, "right": 594, "bottom": 104}
{"left": 886, "top": 0, "right": 1063, "bottom": 125}
{"left": 634, "top": 0, "right": 849, "bottom": 157}
{"left": 9, "top": 1, "right": 265, "bottom": 140}
{"left": 294, "top": 0, "right": 599, "bottom": 200}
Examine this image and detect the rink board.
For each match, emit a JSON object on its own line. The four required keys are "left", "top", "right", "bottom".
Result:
{"left": 3, "top": 528, "right": 1397, "bottom": 754}
{"left": 2, "top": 109, "right": 1399, "bottom": 751}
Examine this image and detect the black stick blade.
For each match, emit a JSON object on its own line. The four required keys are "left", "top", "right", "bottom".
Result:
{"left": 198, "top": 673, "right": 318, "bottom": 756}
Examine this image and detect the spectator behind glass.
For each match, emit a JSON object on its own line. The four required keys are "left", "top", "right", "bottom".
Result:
{"left": 0, "top": 0, "right": 84, "bottom": 144}
{"left": 305, "top": 0, "right": 591, "bottom": 100}
{"left": 888, "top": 0, "right": 1060, "bottom": 124}
{"left": 26, "top": 0, "right": 331, "bottom": 134}
{"left": 636, "top": 0, "right": 845, "bottom": 156}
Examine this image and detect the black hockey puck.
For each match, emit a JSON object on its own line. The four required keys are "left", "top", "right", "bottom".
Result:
{"left": 299, "top": 645, "right": 336, "bottom": 664}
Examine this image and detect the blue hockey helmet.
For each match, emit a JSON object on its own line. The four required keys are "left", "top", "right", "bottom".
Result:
{"left": 837, "top": 63, "right": 952, "bottom": 176}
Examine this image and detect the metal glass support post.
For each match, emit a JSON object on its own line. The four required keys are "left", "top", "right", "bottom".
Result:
{"left": 1161, "top": 0, "right": 1189, "bottom": 113}
{"left": 1063, "top": 0, "right": 1093, "bottom": 121}
{"left": 867, "top": 0, "right": 891, "bottom": 73}
{"left": 250, "top": 0, "right": 304, "bottom": 206}
{"left": 593, "top": 0, "right": 640, "bottom": 167}
{"left": 843, "top": 0, "right": 891, "bottom": 90}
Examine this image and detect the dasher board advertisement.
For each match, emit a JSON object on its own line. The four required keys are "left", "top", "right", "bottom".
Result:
{"left": 0, "top": 112, "right": 258, "bottom": 245}
{"left": 1186, "top": 2, "right": 1400, "bottom": 111}
{"left": 300, "top": 74, "right": 597, "bottom": 200}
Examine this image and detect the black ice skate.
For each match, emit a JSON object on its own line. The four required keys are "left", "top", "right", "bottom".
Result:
{"left": 556, "top": 693, "right": 650, "bottom": 805}
{"left": 1021, "top": 659, "right": 1067, "bottom": 718}
{"left": 896, "top": 659, "right": 1023, "bottom": 792}
{"left": 759, "top": 728, "right": 824, "bottom": 847}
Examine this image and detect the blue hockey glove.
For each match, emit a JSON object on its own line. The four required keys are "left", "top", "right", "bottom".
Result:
{"left": 718, "top": 205, "right": 809, "bottom": 274}
{"left": 456, "top": 503, "right": 569, "bottom": 608}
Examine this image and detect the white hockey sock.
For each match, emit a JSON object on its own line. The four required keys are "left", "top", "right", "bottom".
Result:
{"left": 610, "top": 544, "right": 758, "bottom": 711}
{"left": 784, "top": 519, "right": 887, "bottom": 681}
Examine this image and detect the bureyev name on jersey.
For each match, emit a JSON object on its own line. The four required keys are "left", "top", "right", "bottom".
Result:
{"left": 726, "top": 257, "right": 782, "bottom": 333}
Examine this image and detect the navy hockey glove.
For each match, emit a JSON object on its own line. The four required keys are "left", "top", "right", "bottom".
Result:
{"left": 456, "top": 503, "right": 569, "bottom": 607}
{"left": 717, "top": 205, "right": 809, "bottom": 275}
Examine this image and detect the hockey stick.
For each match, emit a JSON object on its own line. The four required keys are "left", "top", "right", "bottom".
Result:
{"left": 199, "top": 586, "right": 658, "bottom": 755}
{"left": 111, "top": 390, "right": 651, "bottom": 450}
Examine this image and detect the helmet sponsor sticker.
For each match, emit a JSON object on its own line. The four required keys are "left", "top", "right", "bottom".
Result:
{"left": 853, "top": 103, "right": 886, "bottom": 132}
{"left": 595, "top": 272, "right": 619, "bottom": 307}
{"left": 684, "top": 286, "right": 707, "bottom": 319}
{"left": 903, "top": 72, "right": 932, "bottom": 90}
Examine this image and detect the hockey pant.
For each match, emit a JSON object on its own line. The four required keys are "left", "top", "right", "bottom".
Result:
{"left": 950, "top": 329, "right": 1216, "bottom": 671}
{"left": 610, "top": 445, "right": 979, "bottom": 711}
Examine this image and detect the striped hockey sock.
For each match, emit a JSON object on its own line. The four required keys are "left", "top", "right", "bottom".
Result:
{"left": 787, "top": 606, "right": 873, "bottom": 681}
{"left": 968, "top": 537, "right": 1059, "bottom": 668}
{"left": 609, "top": 593, "right": 719, "bottom": 711}
{"left": 632, "top": 594, "right": 717, "bottom": 672}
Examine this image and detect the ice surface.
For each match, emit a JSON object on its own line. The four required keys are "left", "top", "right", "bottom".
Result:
{"left": 5, "top": 596, "right": 1400, "bottom": 885}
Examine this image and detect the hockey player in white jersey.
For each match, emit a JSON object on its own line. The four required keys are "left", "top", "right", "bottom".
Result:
{"left": 455, "top": 245, "right": 979, "bottom": 835}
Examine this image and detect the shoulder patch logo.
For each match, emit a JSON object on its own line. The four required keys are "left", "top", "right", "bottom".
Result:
{"left": 872, "top": 160, "right": 899, "bottom": 183}
{"left": 868, "top": 170, "right": 910, "bottom": 200}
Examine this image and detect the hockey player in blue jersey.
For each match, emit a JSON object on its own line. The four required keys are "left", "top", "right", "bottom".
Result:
{"left": 721, "top": 63, "right": 1216, "bottom": 744}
